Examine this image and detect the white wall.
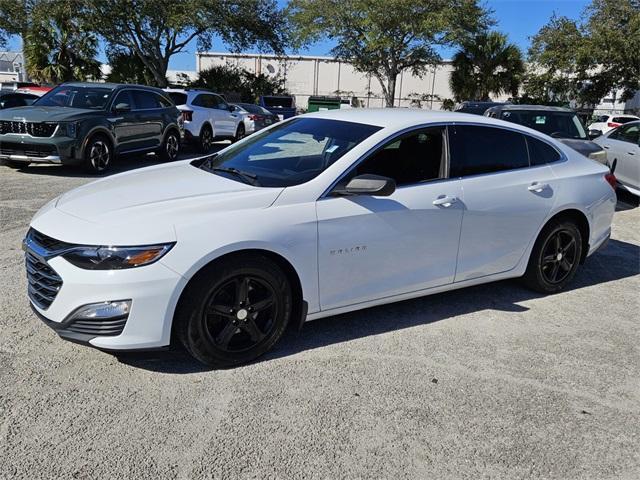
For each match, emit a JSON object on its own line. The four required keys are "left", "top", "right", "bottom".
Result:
{"left": 197, "top": 52, "right": 496, "bottom": 110}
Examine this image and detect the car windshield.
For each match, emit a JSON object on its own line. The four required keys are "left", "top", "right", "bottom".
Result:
{"left": 199, "top": 117, "right": 382, "bottom": 187}
{"left": 35, "top": 86, "right": 113, "bottom": 110}
{"left": 500, "top": 110, "right": 588, "bottom": 139}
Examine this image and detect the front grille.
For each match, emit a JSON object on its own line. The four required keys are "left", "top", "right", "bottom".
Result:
{"left": 64, "top": 317, "right": 127, "bottom": 336}
{"left": 0, "top": 142, "right": 56, "bottom": 158}
{"left": 29, "top": 229, "right": 74, "bottom": 251}
{"left": 26, "top": 251, "right": 63, "bottom": 309}
{"left": 0, "top": 121, "right": 57, "bottom": 137}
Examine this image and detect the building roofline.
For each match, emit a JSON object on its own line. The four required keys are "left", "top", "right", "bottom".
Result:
{"left": 197, "top": 51, "right": 453, "bottom": 64}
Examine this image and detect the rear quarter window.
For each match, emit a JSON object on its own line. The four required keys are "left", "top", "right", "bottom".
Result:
{"left": 526, "top": 136, "right": 561, "bottom": 165}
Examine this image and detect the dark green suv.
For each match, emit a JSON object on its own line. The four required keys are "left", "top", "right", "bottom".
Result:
{"left": 0, "top": 82, "right": 182, "bottom": 173}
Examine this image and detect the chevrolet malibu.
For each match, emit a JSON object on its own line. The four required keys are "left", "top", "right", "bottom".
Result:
{"left": 24, "top": 109, "right": 616, "bottom": 368}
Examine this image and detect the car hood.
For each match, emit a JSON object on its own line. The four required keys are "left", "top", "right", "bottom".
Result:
{"left": 31, "top": 160, "right": 284, "bottom": 245}
{"left": 556, "top": 138, "right": 603, "bottom": 157}
{"left": 0, "top": 105, "right": 98, "bottom": 122}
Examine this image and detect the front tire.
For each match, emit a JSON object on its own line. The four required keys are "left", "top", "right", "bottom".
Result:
{"left": 160, "top": 130, "right": 180, "bottom": 161}
{"left": 523, "top": 219, "right": 583, "bottom": 294}
{"left": 84, "top": 134, "right": 113, "bottom": 174}
{"left": 176, "top": 254, "right": 292, "bottom": 368}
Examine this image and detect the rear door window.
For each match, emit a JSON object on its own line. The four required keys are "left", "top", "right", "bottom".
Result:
{"left": 449, "top": 125, "right": 529, "bottom": 177}
{"left": 113, "top": 90, "right": 135, "bottom": 110}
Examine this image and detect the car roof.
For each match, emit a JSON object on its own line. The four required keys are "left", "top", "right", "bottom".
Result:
{"left": 61, "top": 82, "right": 164, "bottom": 93}
{"left": 487, "top": 104, "right": 575, "bottom": 113}
{"left": 302, "top": 108, "right": 552, "bottom": 133}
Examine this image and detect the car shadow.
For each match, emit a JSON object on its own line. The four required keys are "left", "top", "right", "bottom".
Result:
{"left": 116, "top": 237, "right": 640, "bottom": 374}
{"left": 615, "top": 189, "right": 639, "bottom": 210}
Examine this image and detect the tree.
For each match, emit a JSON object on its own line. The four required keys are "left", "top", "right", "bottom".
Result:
{"left": 189, "top": 64, "right": 286, "bottom": 102}
{"left": 87, "top": 0, "right": 288, "bottom": 88}
{"left": 449, "top": 31, "right": 524, "bottom": 102}
{"left": 23, "top": 0, "right": 101, "bottom": 83}
{"left": 289, "top": 0, "right": 492, "bottom": 107}
{"left": 526, "top": 1, "right": 640, "bottom": 106}
{"left": 105, "top": 47, "right": 157, "bottom": 85}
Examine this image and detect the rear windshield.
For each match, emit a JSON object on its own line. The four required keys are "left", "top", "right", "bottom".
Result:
{"left": 239, "top": 103, "right": 271, "bottom": 115}
{"left": 613, "top": 116, "right": 638, "bottom": 124}
{"left": 262, "top": 96, "right": 294, "bottom": 108}
{"left": 35, "top": 86, "right": 113, "bottom": 109}
{"left": 168, "top": 92, "right": 188, "bottom": 106}
{"left": 500, "top": 110, "right": 587, "bottom": 140}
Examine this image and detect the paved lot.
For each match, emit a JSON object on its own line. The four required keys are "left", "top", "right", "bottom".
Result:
{"left": 1, "top": 154, "right": 639, "bottom": 480}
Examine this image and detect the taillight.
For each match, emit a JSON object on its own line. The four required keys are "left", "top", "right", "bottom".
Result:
{"left": 604, "top": 173, "right": 617, "bottom": 190}
{"left": 607, "top": 122, "right": 620, "bottom": 128}
{"left": 181, "top": 110, "right": 193, "bottom": 122}
{"left": 248, "top": 114, "right": 263, "bottom": 121}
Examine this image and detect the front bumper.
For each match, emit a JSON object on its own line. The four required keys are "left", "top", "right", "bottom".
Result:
{"left": 0, "top": 135, "right": 82, "bottom": 164}
{"left": 30, "top": 255, "right": 185, "bottom": 351}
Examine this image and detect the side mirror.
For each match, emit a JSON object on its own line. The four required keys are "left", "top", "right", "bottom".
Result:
{"left": 114, "top": 102, "right": 131, "bottom": 113}
{"left": 333, "top": 174, "right": 396, "bottom": 197}
{"left": 227, "top": 105, "right": 234, "bottom": 112}
{"left": 589, "top": 129, "right": 602, "bottom": 139}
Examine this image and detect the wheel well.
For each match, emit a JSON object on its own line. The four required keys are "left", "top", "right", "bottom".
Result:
{"left": 83, "top": 130, "right": 113, "bottom": 157}
{"left": 171, "top": 249, "right": 304, "bottom": 343}
{"left": 544, "top": 209, "right": 590, "bottom": 263}
{"left": 199, "top": 122, "right": 212, "bottom": 136}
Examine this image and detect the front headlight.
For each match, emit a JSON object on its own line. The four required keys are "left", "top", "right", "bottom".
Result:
{"left": 62, "top": 243, "right": 175, "bottom": 270}
{"left": 55, "top": 122, "right": 78, "bottom": 138}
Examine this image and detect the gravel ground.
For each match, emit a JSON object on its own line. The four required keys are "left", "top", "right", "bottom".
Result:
{"left": 1, "top": 155, "right": 639, "bottom": 480}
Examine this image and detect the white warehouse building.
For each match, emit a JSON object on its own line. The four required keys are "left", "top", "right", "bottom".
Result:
{"left": 196, "top": 52, "right": 483, "bottom": 110}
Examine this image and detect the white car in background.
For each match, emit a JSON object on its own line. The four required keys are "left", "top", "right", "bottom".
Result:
{"left": 24, "top": 110, "right": 616, "bottom": 368}
{"left": 231, "top": 103, "right": 280, "bottom": 134}
{"left": 164, "top": 88, "right": 245, "bottom": 152}
{"left": 593, "top": 120, "right": 640, "bottom": 196}
{"left": 588, "top": 114, "right": 639, "bottom": 135}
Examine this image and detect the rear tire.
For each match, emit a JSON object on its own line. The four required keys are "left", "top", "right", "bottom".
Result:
{"left": 84, "top": 134, "right": 113, "bottom": 174}
{"left": 522, "top": 218, "right": 583, "bottom": 294}
{"left": 175, "top": 254, "right": 292, "bottom": 368}
{"left": 198, "top": 124, "right": 213, "bottom": 153}
{"left": 233, "top": 124, "right": 245, "bottom": 143}
{"left": 160, "top": 130, "right": 180, "bottom": 161}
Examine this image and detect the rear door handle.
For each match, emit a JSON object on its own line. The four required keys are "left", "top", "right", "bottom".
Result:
{"left": 603, "top": 145, "right": 610, "bottom": 149}
{"left": 627, "top": 152, "right": 635, "bottom": 155}
{"left": 528, "top": 182, "right": 549, "bottom": 193}
{"left": 432, "top": 196, "right": 457, "bottom": 207}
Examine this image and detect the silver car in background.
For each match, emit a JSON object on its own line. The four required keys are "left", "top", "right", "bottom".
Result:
{"left": 231, "top": 103, "right": 280, "bottom": 135}
{"left": 594, "top": 120, "right": 640, "bottom": 196}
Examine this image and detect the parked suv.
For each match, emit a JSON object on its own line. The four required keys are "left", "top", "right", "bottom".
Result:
{"left": 0, "top": 82, "right": 182, "bottom": 173}
{"left": 164, "top": 88, "right": 244, "bottom": 152}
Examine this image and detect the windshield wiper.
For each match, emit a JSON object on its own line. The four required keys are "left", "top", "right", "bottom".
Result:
{"left": 210, "top": 167, "right": 261, "bottom": 186}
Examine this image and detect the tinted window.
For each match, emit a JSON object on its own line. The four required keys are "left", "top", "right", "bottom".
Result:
{"left": 449, "top": 125, "right": 529, "bottom": 177}
{"left": 526, "top": 136, "right": 561, "bottom": 165}
{"left": 157, "top": 93, "right": 173, "bottom": 108}
{"left": 610, "top": 124, "right": 640, "bottom": 144}
{"left": 212, "top": 95, "right": 228, "bottom": 109}
{"left": 349, "top": 128, "right": 444, "bottom": 186}
{"left": 200, "top": 118, "right": 381, "bottom": 187}
{"left": 500, "top": 110, "right": 587, "bottom": 139}
{"left": 132, "top": 90, "right": 161, "bottom": 109}
{"left": 0, "top": 94, "right": 27, "bottom": 108}
{"left": 612, "top": 116, "right": 638, "bottom": 124}
{"left": 35, "top": 86, "right": 112, "bottom": 109}
{"left": 113, "top": 90, "right": 134, "bottom": 109}
{"left": 238, "top": 103, "right": 270, "bottom": 115}
{"left": 168, "top": 92, "right": 188, "bottom": 106}
{"left": 262, "top": 96, "right": 294, "bottom": 108}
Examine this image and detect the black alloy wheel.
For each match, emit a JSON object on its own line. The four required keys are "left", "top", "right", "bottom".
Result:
{"left": 84, "top": 135, "right": 112, "bottom": 173}
{"left": 199, "top": 125, "right": 213, "bottom": 153}
{"left": 523, "top": 218, "right": 583, "bottom": 293}
{"left": 161, "top": 131, "right": 180, "bottom": 161}
{"left": 234, "top": 124, "right": 245, "bottom": 143}
{"left": 176, "top": 254, "right": 292, "bottom": 368}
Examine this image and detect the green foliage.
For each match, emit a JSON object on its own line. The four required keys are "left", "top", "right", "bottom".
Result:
{"left": 86, "top": 0, "right": 289, "bottom": 87}
{"left": 527, "top": 1, "right": 640, "bottom": 106}
{"left": 105, "top": 47, "right": 158, "bottom": 85}
{"left": 441, "top": 98, "right": 456, "bottom": 111}
{"left": 289, "top": 0, "right": 493, "bottom": 107}
{"left": 189, "top": 64, "right": 287, "bottom": 103}
{"left": 450, "top": 31, "right": 524, "bottom": 102}
{"left": 24, "top": 0, "right": 101, "bottom": 84}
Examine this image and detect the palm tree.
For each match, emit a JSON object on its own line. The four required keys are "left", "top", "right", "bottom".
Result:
{"left": 450, "top": 31, "right": 524, "bottom": 102}
{"left": 24, "top": 0, "right": 101, "bottom": 84}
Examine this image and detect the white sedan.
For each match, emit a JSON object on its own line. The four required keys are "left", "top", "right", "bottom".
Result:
{"left": 594, "top": 120, "right": 640, "bottom": 196}
{"left": 24, "top": 109, "right": 616, "bottom": 367}
{"left": 588, "top": 114, "right": 639, "bottom": 135}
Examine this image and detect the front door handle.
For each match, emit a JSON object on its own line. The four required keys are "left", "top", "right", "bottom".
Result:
{"left": 603, "top": 145, "right": 610, "bottom": 149}
{"left": 528, "top": 182, "right": 549, "bottom": 193}
{"left": 627, "top": 152, "right": 635, "bottom": 156}
{"left": 432, "top": 196, "right": 457, "bottom": 207}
